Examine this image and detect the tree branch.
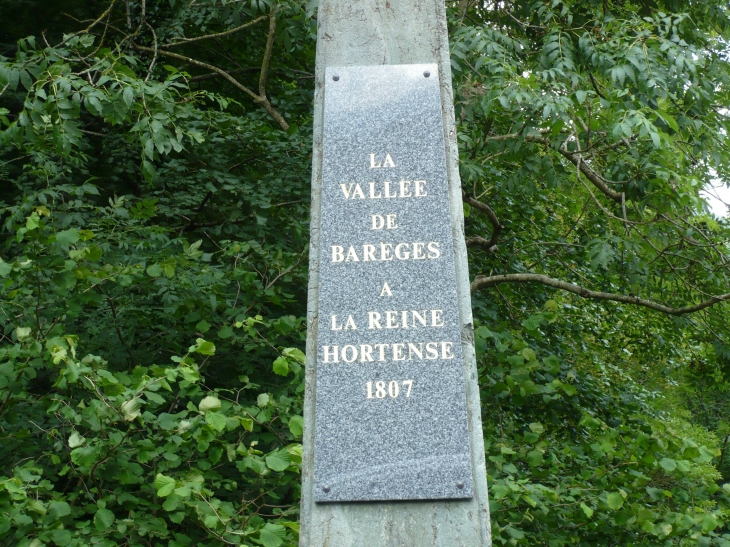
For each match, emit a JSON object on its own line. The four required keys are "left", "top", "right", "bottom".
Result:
{"left": 132, "top": 45, "right": 289, "bottom": 130}
{"left": 525, "top": 135, "right": 623, "bottom": 202}
{"left": 486, "top": 132, "right": 624, "bottom": 202}
{"left": 462, "top": 190, "right": 503, "bottom": 252}
{"left": 470, "top": 273, "right": 730, "bottom": 316}
{"left": 259, "top": 5, "right": 277, "bottom": 98}
{"left": 165, "top": 15, "right": 268, "bottom": 47}
{"left": 189, "top": 67, "right": 313, "bottom": 82}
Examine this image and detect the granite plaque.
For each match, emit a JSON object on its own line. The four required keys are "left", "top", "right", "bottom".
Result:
{"left": 313, "top": 63, "right": 473, "bottom": 502}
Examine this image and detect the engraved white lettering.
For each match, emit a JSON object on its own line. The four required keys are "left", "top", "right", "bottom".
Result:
{"left": 380, "top": 282, "right": 392, "bottom": 297}
{"left": 408, "top": 342, "right": 423, "bottom": 360}
{"left": 342, "top": 345, "right": 358, "bottom": 363}
{"left": 369, "top": 182, "right": 382, "bottom": 199}
{"left": 323, "top": 345, "right": 339, "bottom": 363}
{"left": 331, "top": 242, "right": 441, "bottom": 262}
{"left": 341, "top": 181, "right": 427, "bottom": 199}
{"left": 323, "top": 342, "right": 454, "bottom": 363}
{"left": 413, "top": 242, "right": 426, "bottom": 260}
{"left": 366, "top": 380, "right": 413, "bottom": 399}
{"left": 369, "top": 153, "right": 396, "bottom": 169}
{"left": 384, "top": 181, "right": 398, "bottom": 198}
{"left": 331, "top": 315, "right": 342, "bottom": 331}
{"left": 365, "top": 309, "right": 445, "bottom": 329}
{"left": 345, "top": 246, "right": 360, "bottom": 262}
{"left": 412, "top": 310, "right": 427, "bottom": 327}
{"left": 393, "top": 343, "right": 406, "bottom": 361}
{"left": 360, "top": 344, "right": 374, "bottom": 362}
{"left": 425, "top": 342, "right": 439, "bottom": 359}
{"left": 399, "top": 179, "right": 413, "bottom": 197}
{"left": 363, "top": 244, "right": 376, "bottom": 261}
{"left": 394, "top": 242, "right": 410, "bottom": 260}
{"left": 368, "top": 312, "right": 382, "bottom": 329}
{"left": 441, "top": 342, "right": 454, "bottom": 359}
{"left": 427, "top": 241, "right": 441, "bottom": 258}
{"left": 385, "top": 311, "right": 399, "bottom": 328}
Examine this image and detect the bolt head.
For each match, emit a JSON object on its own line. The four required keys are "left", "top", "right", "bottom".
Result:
{"left": 456, "top": 481, "right": 465, "bottom": 489}
{"left": 423, "top": 71, "right": 430, "bottom": 78}
{"left": 322, "top": 485, "right": 331, "bottom": 493}
{"left": 332, "top": 75, "right": 340, "bottom": 81}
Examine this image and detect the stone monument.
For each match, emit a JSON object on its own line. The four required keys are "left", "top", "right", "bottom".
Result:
{"left": 301, "top": 1, "right": 491, "bottom": 545}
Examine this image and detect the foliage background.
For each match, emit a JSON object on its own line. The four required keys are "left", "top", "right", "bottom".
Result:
{"left": 1, "top": 0, "right": 729, "bottom": 546}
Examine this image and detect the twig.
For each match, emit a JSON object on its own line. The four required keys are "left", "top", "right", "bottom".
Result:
{"left": 471, "top": 273, "right": 730, "bottom": 316}
{"left": 166, "top": 15, "right": 268, "bottom": 47}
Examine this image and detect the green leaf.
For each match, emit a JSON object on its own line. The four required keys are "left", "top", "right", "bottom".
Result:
{"left": 94, "top": 508, "right": 115, "bottom": 531}
{"left": 282, "top": 347, "right": 305, "bottom": 363}
{"left": 0, "top": 260, "right": 12, "bottom": 277}
{"left": 70, "top": 446, "right": 97, "bottom": 467}
{"left": 121, "top": 398, "right": 142, "bottom": 421}
{"left": 217, "top": 325, "right": 234, "bottom": 339}
{"left": 701, "top": 514, "right": 719, "bottom": 532}
{"left": 526, "top": 450, "right": 543, "bottom": 467}
{"left": 273, "top": 356, "right": 289, "bottom": 376}
{"left": 68, "top": 431, "right": 85, "bottom": 448}
{"left": 192, "top": 338, "right": 216, "bottom": 355}
{"left": 49, "top": 500, "right": 72, "bottom": 519}
{"left": 56, "top": 228, "right": 80, "bottom": 246}
{"left": 26, "top": 212, "right": 40, "bottom": 230}
{"left": 580, "top": 503, "right": 594, "bottom": 518}
{"left": 288, "top": 415, "right": 304, "bottom": 437}
{"left": 51, "top": 529, "right": 73, "bottom": 546}
{"left": 206, "top": 411, "right": 227, "bottom": 431}
{"left": 259, "top": 523, "right": 287, "bottom": 547}
{"left": 659, "top": 458, "right": 676, "bottom": 471}
{"left": 146, "top": 263, "right": 163, "bottom": 277}
{"left": 606, "top": 492, "right": 624, "bottom": 510}
{"left": 265, "top": 449, "right": 292, "bottom": 471}
{"left": 53, "top": 270, "right": 77, "bottom": 290}
{"left": 199, "top": 395, "right": 221, "bottom": 412}
{"left": 154, "top": 473, "right": 176, "bottom": 497}
{"left": 15, "top": 327, "right": 32, "bottom": 341}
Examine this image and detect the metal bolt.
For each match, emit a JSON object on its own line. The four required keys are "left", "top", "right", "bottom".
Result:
{"left": 332, "top": 75, "right": 340, "bottom": 81}
{"left": 322, "top": 485, "right": 331, "bottom": 493}
{"left": 456, "top": 481, "right": 465, "bottom": 489}
{"left": 423, "top": 71, "right": 430, "bottom": 78}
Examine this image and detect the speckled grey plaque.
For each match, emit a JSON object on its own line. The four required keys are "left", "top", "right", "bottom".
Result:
{"left": 314, "top": 63, "right": 473, "bottom": 502}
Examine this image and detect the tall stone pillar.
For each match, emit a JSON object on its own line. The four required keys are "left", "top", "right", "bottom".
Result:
{"left": 300, "top": 2, "right": 491, "bottom": 545}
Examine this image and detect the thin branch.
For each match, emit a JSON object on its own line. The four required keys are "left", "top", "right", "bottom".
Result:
{"left": 165, "top": 15, "right": 268, "bottom": 47}
{"left": 526, "top": 134, "right": 623, "bottom": 202}
{"left": 189, "top": 67, "right": 313, "bottom": 82}
{"left": 144, "top": 21, "right": 158, "bottom": 82}
{"left": 462, "top": 190, "right": 503, "bottom": 251}
{"left": 132, "top": 45, "right": 288, "bottom": 130}
{"left": 259, "top": 4, "right": 277, "bottom": 98}
{"left": 470, "top": 273, "right": 730, "bottom": 316}
{"left": 486, "top": 132, "right": 624, "bottom": 202}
